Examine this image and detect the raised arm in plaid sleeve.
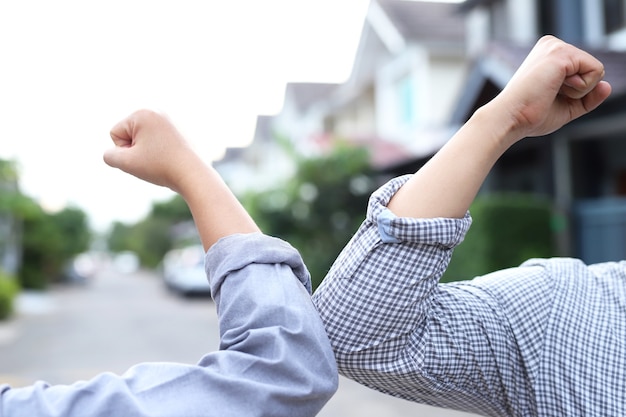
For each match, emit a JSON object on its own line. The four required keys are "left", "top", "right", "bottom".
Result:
{"left": 314, "top": 36, "right": 626, "bottom": 417}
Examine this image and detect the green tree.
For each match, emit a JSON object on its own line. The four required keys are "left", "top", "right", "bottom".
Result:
{"left": 106, "top": 195, "right": 194, "bottom": 269}
{"left": 242, "top": 142, "right": 376, "bottom": 290}
{"left": 0, "top": 270, "right": 19, "bottom": 320}
{"left": 107, "top": 221, "right": 136, "bottom": 254}
{"left": 19, "top": 205, "right": 91, "bottom": 289}
{"left": 0, "top": 159, "right": 92, "bottom": 290}
{"left": 0, "top": 159, "right": 27, "bottom": 318}
{"left": 442, "top": 193, "right": 557, "bottom": 282}
{"left": 151, "top": 195, "right": 191, "bottom": 222}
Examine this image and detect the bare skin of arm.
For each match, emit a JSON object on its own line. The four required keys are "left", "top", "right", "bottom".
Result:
{"left": 103, "top": 109, "right": 260, "bottom": 251}
{"left": 387, "top": 36, "right": 612, "bottom": 219}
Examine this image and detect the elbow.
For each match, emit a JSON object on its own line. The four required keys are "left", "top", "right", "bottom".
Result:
{"left": 311, "top": 351, "right": 339, "bottom": 402}
{"left": 284, "top": 351, "right": 338, "bottom": 417}
{"left": 273, "top": 326, "right": 338, "bottom": 416}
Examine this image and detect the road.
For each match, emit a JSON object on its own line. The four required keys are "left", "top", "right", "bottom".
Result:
{"left": 0, "top": 266, "right": 479, "bottom": 417}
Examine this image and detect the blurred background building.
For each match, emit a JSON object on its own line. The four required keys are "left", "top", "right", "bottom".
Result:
{"left": 216, "top": 0, "right": 626, "bottom": 265}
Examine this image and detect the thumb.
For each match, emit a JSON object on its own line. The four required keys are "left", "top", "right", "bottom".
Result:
{"left": 103, "top": 145, "right": 132, "bottom": 172}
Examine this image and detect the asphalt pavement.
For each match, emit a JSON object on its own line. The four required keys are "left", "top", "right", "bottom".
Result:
{"left": 0, "top": 266, "right": 480, "bottom": 417}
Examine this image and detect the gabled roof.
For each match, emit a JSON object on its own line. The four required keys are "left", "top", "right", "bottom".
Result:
{"left": 451, "top": 41, "right": 626, "bottom": 124}
{"left": 376, "top": 0, "right": 466, "bottom": 43}
{"left": 285, "top": 82, "right": 339, "bottom": 113}
{"left": 457, "top": 0, "right": 500, "bottom": 13}
{"left": 252, "top": 115, "right": 274, "bottom": 142}
{"left": 346, "top": 0, "right": 468, "bottom": 98}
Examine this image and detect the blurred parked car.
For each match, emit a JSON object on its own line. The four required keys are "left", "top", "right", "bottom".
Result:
{"left": 161, "top": 245, "right": 211, "bottom": 297}
{"left": 59, "top": 252, "right": 103, "bottom": 285}
{"left": 113, "top": 251, "right": 140, "bottom": 274}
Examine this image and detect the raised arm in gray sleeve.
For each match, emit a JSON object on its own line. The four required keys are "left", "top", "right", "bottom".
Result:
{"left": 0, "top": 233, "right": 337, "bottom": 417}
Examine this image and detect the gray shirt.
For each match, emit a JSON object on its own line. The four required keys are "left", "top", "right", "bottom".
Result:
{"left": 1, "top": 233, "right": 338, "bottom": 417}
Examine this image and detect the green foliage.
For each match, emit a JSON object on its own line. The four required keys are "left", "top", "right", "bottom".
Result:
{"left": 0, "top": 159, "right": 19, "bottom": 183}
{"left": 442, "top": 193, "right": 557, "bottom": 282}
{"left": 19, "top": 205, "right": 91, "bottom": 289}
{"left": 0, "top": 270, "right": 20, "bottom": 321}
{"left": 0, "top": 158, "right": 92, "bottom": 290}
{"left": 131, "top": 217, "right": 175, "bottom": 267}
{"left": 107, "top": 221, "right": 135, "bottom": 253}
{"left": 242, "top": 142, "right": 375, "bottom": 290}
{"left": 150, "top": 196, "right": 191, "bottom": 222}
{"left": 106, "top": 195, "right": 194, "bottom": 268}
{"left": 52, "top": 207, "right": 91, "bottom": 260}
{"left": 0, "top": 160, "right": 38, "bottom": 217}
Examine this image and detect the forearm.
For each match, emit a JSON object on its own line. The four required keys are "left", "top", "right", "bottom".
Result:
{"left": 387, "top": 100, "right": 520, "bottom": 219}
{"left": 388, "top": 36, "right": 611, "bottom": 220}
{"left": 175, "top": 157, "right": 260, "bottom": 251}
{"left": 104, "top": 109, "right": 260, "bottom": 252}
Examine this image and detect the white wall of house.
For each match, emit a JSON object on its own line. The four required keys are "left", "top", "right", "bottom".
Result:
{"left": 582, "top": 0, "right": 608, "bottom": 47}
{"left": 586, "top": 0, "right": 626, "bottom": 50}
{"left": 376, "top": 47, "right": 466, "bottom": 146}
{"left": 272, "top": 90, "right": 307, "bottom": 147}
{"left": 376, "top": 47, "right": 428, "bottom": 142}
{"left": 466, "top": 7, "right": 491, "bottom": 56}
{"left": 216, "top": 139, "right": 296, "bottom": 196}
{"left": 329, "top": 87, "right": 376, "bottom": 140}
{"left": 426, "top": 55, "right": 467, "bottom": 126}
{"left": 608, "top": 28, "right": 626, "bottom": 50}
{"left": 507, "top": 0, "right": 538, "bottom": 44}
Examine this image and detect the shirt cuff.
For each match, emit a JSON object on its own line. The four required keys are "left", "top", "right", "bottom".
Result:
{"left": 368, "top": 175, "right": 473, "bottom": 249}
{"left": 205, "top": 233, "right": 312, "bottom": 294}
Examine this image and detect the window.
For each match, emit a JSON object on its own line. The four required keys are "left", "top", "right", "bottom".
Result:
{"left": 604, "top": 0, "right": 626, "bottom": 34}
{"left": 395, "top": 75, "right": 416, "bottom": 127}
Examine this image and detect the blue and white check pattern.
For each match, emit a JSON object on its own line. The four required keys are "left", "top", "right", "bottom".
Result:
{"left": 312, "top": 175, "right": 626, "bottom": 417}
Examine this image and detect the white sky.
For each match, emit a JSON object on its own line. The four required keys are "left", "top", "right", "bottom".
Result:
{"left": 0, "top": 0, "right": 372, "bottom": 232}
{"left": 0, "top": 0, "right": 461, "bottom": 233}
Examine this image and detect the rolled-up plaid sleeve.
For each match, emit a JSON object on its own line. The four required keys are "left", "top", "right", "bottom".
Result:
{"left": 312, "top": 174, "right": 471, "bottom": 365}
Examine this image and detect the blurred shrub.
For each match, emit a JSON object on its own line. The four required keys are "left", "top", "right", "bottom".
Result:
{"left": 442, "top": 193, "right": 557, "bottom": 283}
{"left": 242, "top": 142, "right": 375, "bottom": 290}
{"left": 107, "top": 196, "right": 193, "bottom": 269}
{"left": 0, "top": 270, "right": 19, "bottom": 320}
{"left": 20, "top": 205, "right": 91, "bottom": 289}
{"left": 0, "top": 158, "right": 92, "bottom": 290}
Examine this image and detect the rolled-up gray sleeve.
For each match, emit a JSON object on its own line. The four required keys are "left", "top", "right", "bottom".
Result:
{"left": 0, "top": 233, "right": 337, "bottom": 417}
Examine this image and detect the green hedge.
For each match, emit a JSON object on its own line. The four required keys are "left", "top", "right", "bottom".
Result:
{"left": 442, "top": 193, "right": 557, "bottom": 283}
{"left": 0, "top": 271, "right": 19, "bottom": 320}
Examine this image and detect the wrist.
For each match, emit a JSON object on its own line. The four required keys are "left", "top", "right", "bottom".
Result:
{"left": 471, "top": 100, "right": 524, "bottom": 153}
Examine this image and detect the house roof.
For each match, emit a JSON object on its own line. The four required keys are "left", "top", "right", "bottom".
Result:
{"left": 457, "top": 0, "right": 500, "bottom": 13}
{"left": 285, "top": 82, "right": 339, "bottom": 112}
{"left": 376, "top": 0, "right": 466, "bottom": 43}
{"left": 252, "top": 115, "right": 274, "bottom": 142}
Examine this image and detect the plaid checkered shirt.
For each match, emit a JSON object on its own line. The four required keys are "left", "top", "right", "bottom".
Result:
{"left": 312, "top": 175, "right": 626, "bottom": 417}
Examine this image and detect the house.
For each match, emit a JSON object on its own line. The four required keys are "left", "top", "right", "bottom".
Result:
{"left": 215, "top": 0, "right": 468, "bottom": 188}
{"left": 452, "top": 0, "right": 626, "bottom": 262}
{"left": 216, "top": 83, "right": 346, "bottom": 195}
{"left": 215, "top": 115, "right": 297, "bottom": 196}
{"left": 278, "top": 0, "right": 468, "bottom": 168}
{"left": 216, "top": 0, "right": 626, "bottom": 263}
